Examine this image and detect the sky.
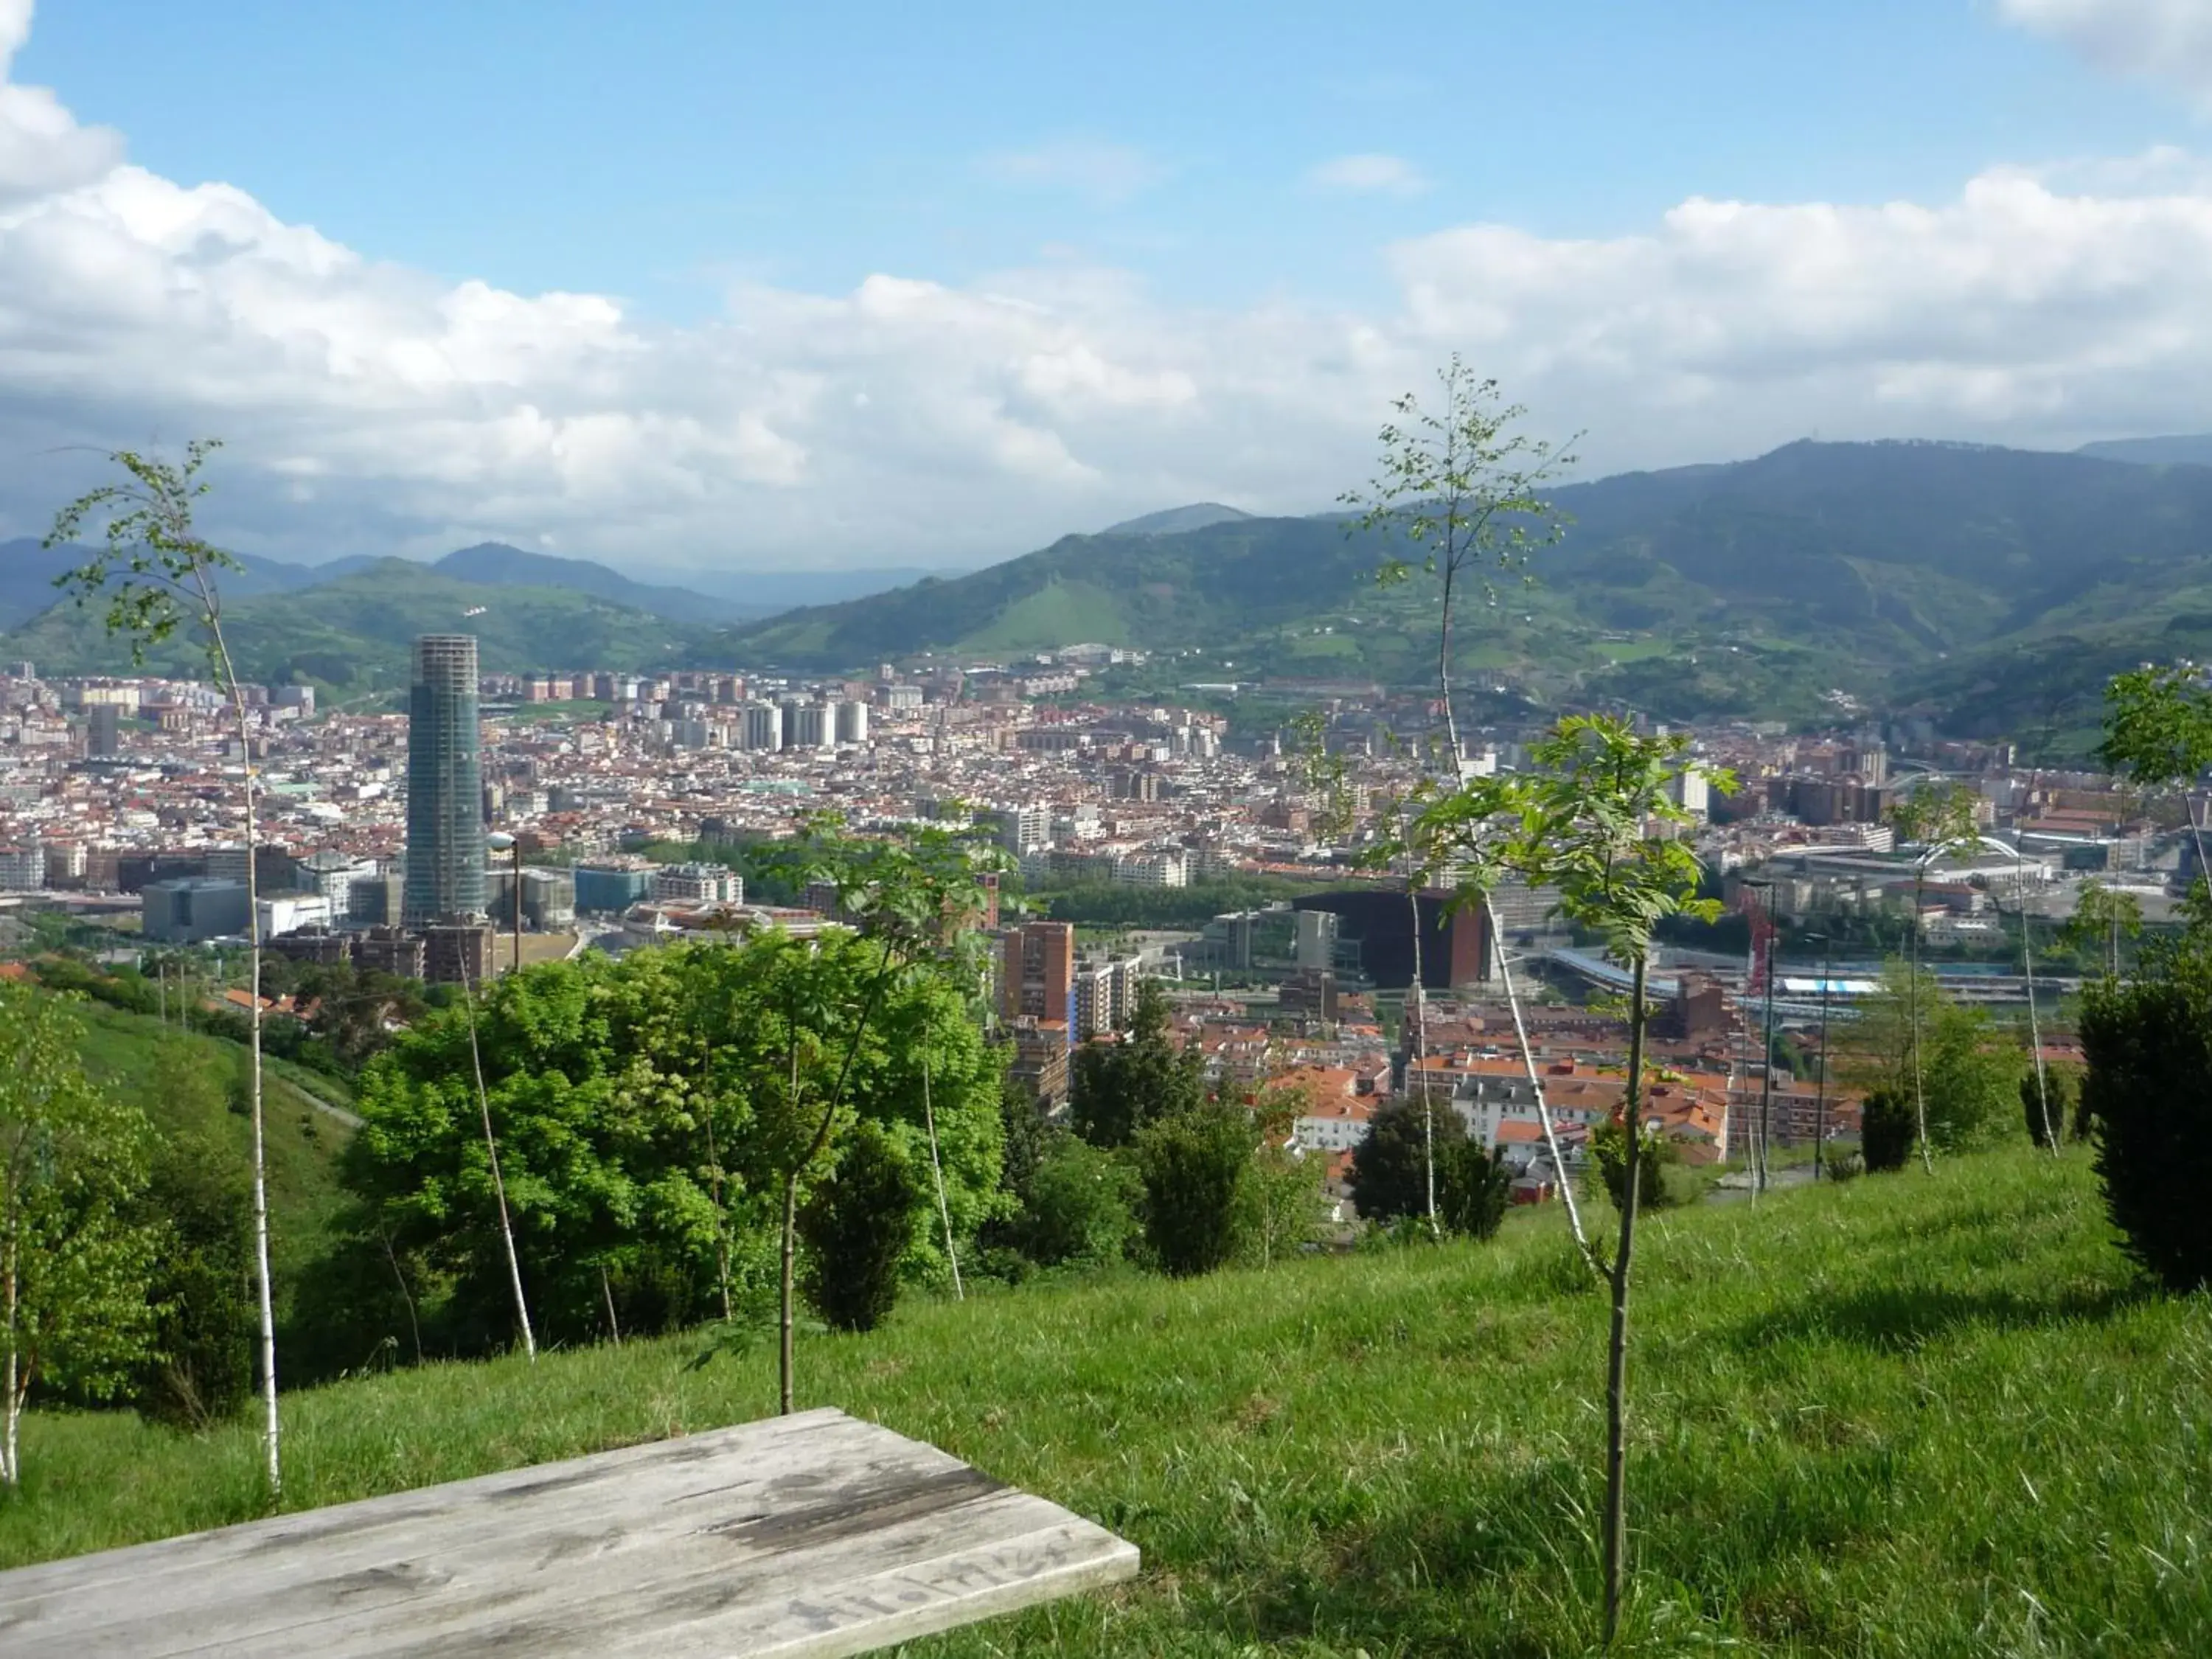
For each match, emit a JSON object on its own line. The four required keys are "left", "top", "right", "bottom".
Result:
{"left": 4, "top": 0, "right": 2212, "bottom": 571}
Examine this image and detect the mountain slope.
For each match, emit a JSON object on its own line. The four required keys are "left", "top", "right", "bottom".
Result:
{"left": 2075, "top": 434, "right": 2212, "bottom": 467}
{"left": 0, "top": 539, "right": 339, "bottom": 633}
{"left": 721, "top": 439, "right": 2212, "bottom": 731}
{"left": 1, "top": 558, "right": 728, "bottom": 687}
{"left": 431, "top": 543, "right": 775, "bottom": 625}
{"left": 1102, "top": 503, "right": 1256, "bottom": 537}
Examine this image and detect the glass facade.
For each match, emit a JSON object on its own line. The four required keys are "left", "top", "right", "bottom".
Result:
{"left": 403, "top": 634, "right": 486, "bottom": 925}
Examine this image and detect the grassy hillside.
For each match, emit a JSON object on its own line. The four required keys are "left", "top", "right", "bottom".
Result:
{"left": 68, "top": 1000, "right": 352, "bottom": 1294}
{"left": 726, "top": 440, "right": 2212, "bottom": 737}
{"left": 5, "top": 1144, "right": 2205, "bottom": 1655}
{"left": 1, "top": 559, "right": 728, "bottom": 689}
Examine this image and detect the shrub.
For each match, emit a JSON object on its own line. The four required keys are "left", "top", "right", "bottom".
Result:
{"left": 1590, "top": 1115, "right": 1678, "bottom": 1211}
{"left": 1860, "top": 1088, "right": 1916, "bottom": 1172}
{"left": 1348, "top": 1095, "right": 1455, "bottom": 1225}
{"left": 1436, "top": 1138, "right": 1512, "bottom": 1240}
{"left": 1019, "top": 1138, "right": 1142, "bottom": 1268}
{"left": 2021, "top": 1067, "right": 2073, "bottom": 1149}
{"left": 800, "top": 1123, "right": 924, "bottom": 1332}
{"left": 2079, "top": 970, "right": 2212, "bottom": 1291}
{"left": 132, "top": 1130, "right": 254, "bottom": 1430}
{"left": 1134, "top": 1102, "right": 1256, "bottom": 1277}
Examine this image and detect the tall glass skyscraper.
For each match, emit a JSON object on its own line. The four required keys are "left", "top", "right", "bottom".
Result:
{"left": 403, "top": 634, "right": 486, "bottom": 925}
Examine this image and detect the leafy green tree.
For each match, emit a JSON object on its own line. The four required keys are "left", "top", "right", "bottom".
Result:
{"left": 2099, "top": 664, "right": 2212, "bottom": 882}
{"left": 800, "top": 1122, "right": 924, "bottom": 1332}
{"left": 0, "top": 987, "right": 159, "bottom": 1486}
{"left": 1134, "top": 1102, "right": 1256, "bottom": 1278}
{"left": 1239, "top": 1142, "right": 1325, "bottom": 1267}
{"left": 1495, "top": 714, "right": 1728, "bottom": 1646}
{"left": 1886, "top": 780, "right": 1986, "bottom": 1172}
{"left": 2079, "top": 920, "right": 2212, "bottom": 1290}
{"left": 49, "top": 442, "right": 284, "bottom": 1494}
{"left": 2061, "top": 881, "right": 2143, "bottom": 981}
{"left": 751, "top": 815, "right": 1008, "bottom": 1411}
{"left": 1342, "top": 355, "right": 1574, "bottom": 762}
{"left": 1844, "top": 963, "right": 2020, "bottom": 1155}
{"left": 1071, "top": 978, "right": 1204, "bottom": 1148}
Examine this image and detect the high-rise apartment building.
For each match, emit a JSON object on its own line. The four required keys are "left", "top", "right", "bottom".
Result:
{"left": 999, "top": 920, "right": 1075, "bottom": 1028}
{"left": 403, "top": 635, "right": 486, "bottom": 926}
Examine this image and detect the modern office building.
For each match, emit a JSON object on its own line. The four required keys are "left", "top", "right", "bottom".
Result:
{"left": 403, "top": 635, "right": 486, "bottom": 926}
{"left": 142, "top": 876, "right": 251, "bottom": 943}
{"left": 85, "top": 703, "right": 120, "bottom": 757}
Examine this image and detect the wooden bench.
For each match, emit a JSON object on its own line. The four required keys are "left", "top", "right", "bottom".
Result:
{"left": 0, "top": 1407, "right": 1138, "bottom": 1656}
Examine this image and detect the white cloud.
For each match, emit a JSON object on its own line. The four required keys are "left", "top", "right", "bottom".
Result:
{"left": 9, "top": 3, "right": 2212, "bottom": 570}
{"left": 2002, "top": 0, "right": 2212, "bottom": 107}
{"left": 1307, "top": 153, "right": 1430, "bottom": 197}
{"left": 976, "top": 140, "right": 1166, "bottom": 206}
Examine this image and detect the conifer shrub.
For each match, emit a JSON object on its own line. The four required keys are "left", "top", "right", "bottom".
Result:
{"left": 800, "top": 1123, "right": 923, "bottom": 1332}
{"left": 1860, "top": 1088, "right": 1916, "bottom": 1173}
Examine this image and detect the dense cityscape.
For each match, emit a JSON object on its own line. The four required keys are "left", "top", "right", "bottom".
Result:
{"left": 1, "top": 627, "right": 2191, "bottom": 1216}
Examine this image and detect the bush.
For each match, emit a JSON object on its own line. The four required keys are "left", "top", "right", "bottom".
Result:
{"left": 1860, "top": 1088, "right": 1916, "bottom": 1172}
{"left": 1590, "top": 1115, "right": 1678, "bottom": 1211}
{"left": 1134, "top": 1102, "right": 1256, "bottom": 1277}
{"left": 1019, "top": 1138, "right": 1143, "bottom": 1268}
{"left": 132, "top": 1130, "right": 254, "bottom": 1429}
{"left": 2079, "top": 970, "right": 2212, "bottom": 1291}
{"left": 1347, "top": 1095, "right": 1451, "bottom": 1225}
{"left": 1436, "top": 1138, "right": 1512, "bottom": 1241}
{"left": 2021, "top": 1068, "right": 2073, "bottom": 1149}
{"left": 800, "top": 1123, "right": 924, "bottom": 1332}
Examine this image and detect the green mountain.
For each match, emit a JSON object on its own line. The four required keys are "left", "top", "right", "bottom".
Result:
{"left": 1, "top": 558, "right": 728, "bottom": 689}
{"left": 723, "top": 440, "right": 2212, "bottom": 737}
{"left": 431, "top": 543, "right": 775, "bottom": 625}
{"left": 0, "top": 538, "right": 335, "bottom": 633}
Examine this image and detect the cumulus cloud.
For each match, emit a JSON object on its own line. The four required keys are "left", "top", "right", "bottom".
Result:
{"left": 1307, "top": 153, "right": 1430, "bottom": 196}
{"left": 2001, "top": 0, "right": 2212, "bottom": 107}
{"left": 7, "top": 4, "right": 2212, "bottom": 570}
{"left": 975, "top": 140, "right": 1166, "bottom": 206}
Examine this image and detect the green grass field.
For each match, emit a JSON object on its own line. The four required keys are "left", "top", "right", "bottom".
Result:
{"left": 69, "top": 1001, "right": 352, "bottom": 1289}
{"left": 3, "top": 1144, "right": 2206, "bottom": 1655}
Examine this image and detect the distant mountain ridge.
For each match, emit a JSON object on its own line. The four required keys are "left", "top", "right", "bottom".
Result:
{"left": 429, "top": 543, "right": 772, "bottom": 625}
{"left": 1102, "top": 503, "right": 1256, "bottom": 537}
{"left": 718, "top": 438, "right": 2212, "bottom": 736}
{"left": 2075, "top": 434, "right": 2212, "bottom": 468}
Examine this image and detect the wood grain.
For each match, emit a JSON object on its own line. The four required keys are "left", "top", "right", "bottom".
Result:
{"left": 0, "top": 1408, "right": 1138, "bottom": 1657}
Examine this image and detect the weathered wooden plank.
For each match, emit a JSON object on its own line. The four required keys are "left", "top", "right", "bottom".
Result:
{"left": 0, "top": 1409, "right": 1138, "bottom": 1658}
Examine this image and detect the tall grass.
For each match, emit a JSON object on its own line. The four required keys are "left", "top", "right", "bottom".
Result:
{"left": 3, "top": 1144, "right": 2206, "bottom": 1656}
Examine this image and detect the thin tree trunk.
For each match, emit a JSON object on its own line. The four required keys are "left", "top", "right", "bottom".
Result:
{"left": 599, "top": 1265, "right": 622, "bottom": 1348}
{"left": 459, "top": 962, "right": 535, "bottom": 1362}
{"left": 3, "top": 1244, "right": 18, "bottom": 1488}
{"left": 779, "top": 1172, "right": 799, "bottom": 1415}
{"left": 211, "top": 622, "right": 279, "bottom": 1500}
{"left": 377, "top": 1218, "right": 423, "bottom": 1366}
{"left": 920, "top": 1048, "right": 962, "bottom": 1301}
{"left": 1601, "top": 953, "right": 1650, "bottom": 1646}
{"left": 1486, "top": 897, "right": 1602, "bottom": 1276}
{"left": 2018, "top": 870, "right": 2055, "bottom": 1153}
{"left": 1909, "top": 866, "right": 1933, "bottom": 1175}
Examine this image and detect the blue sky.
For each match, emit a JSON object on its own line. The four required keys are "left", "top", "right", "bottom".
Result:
{"left": 4, "top": 0, "right": 2212, "bottom": 569}
{"left": 16, "top": 1, "right": 2176, "bottom": 321}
